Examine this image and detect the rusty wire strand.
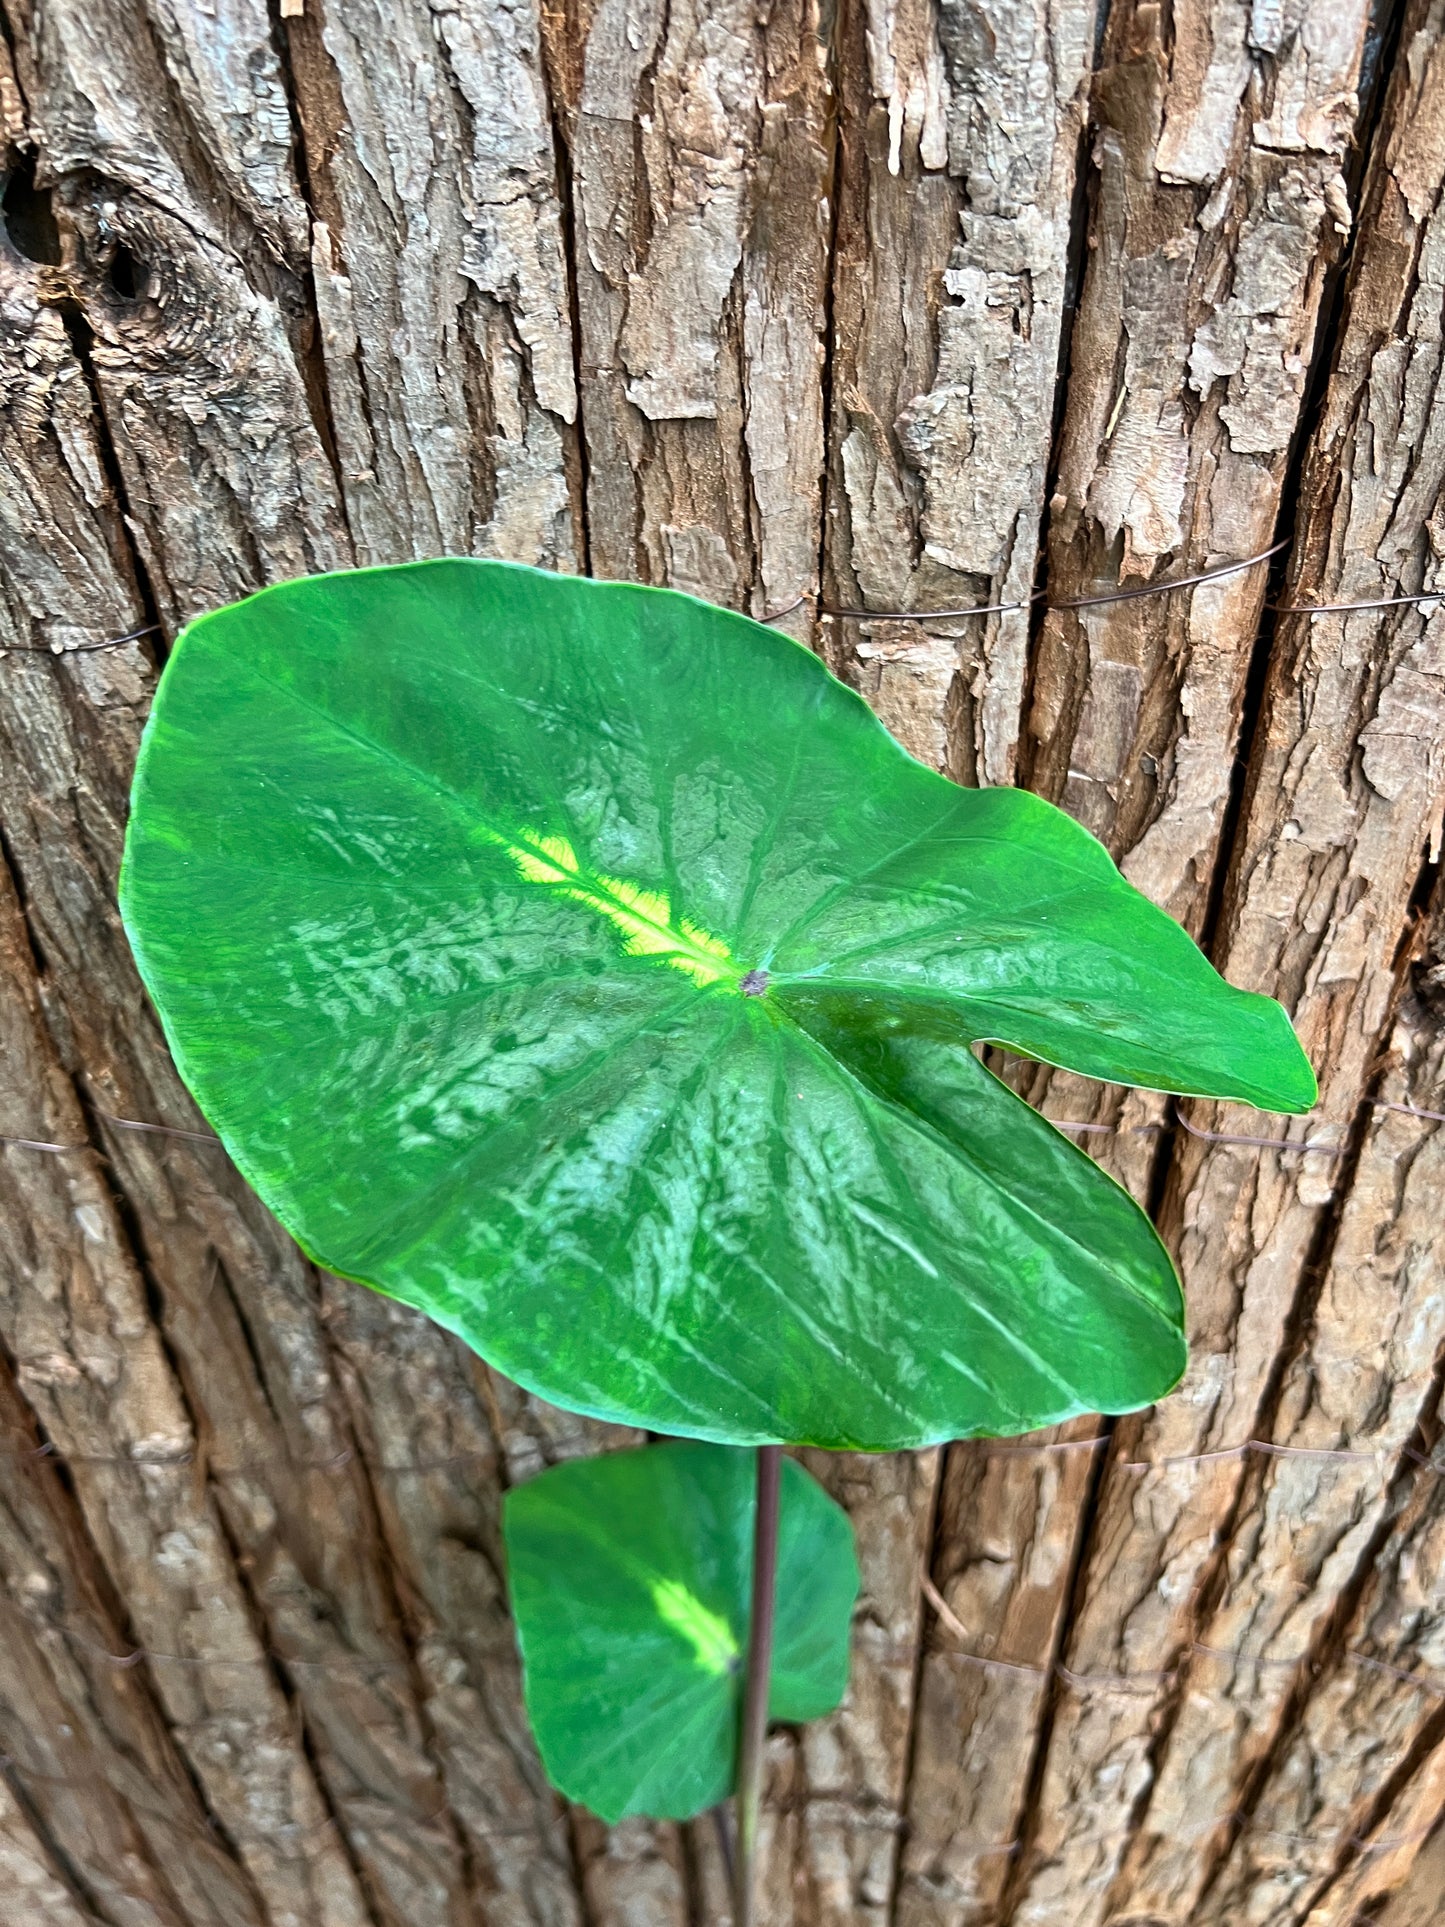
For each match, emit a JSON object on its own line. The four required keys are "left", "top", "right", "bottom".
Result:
{"left": 1271, "top": 588, "right": 1445, "bottom": 615}
{"left": 763, "top": 539, "right": 1292, "bottom": 623}
{"left": 94, "top": 1106, "right": 227, "bottom": 1144}
{"left": 2, "top": 624, "right": 161, "bottom": 655}
{"left": 917, "top": 1566, "right": 1445, "bottom": 1708}
{"left": 6, "top": 544, "right": 1442, "bottom": 653}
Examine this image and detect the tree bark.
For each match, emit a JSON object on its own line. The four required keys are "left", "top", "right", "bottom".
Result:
{"left": 2, "top": 2, "right": 1444, "bottom": 1924}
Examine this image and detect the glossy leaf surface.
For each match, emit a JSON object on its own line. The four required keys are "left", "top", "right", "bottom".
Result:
{"left": 120, "top": 560, "right": 1316, "bottom": 1447}
{"left": 503, "top": 1442, "right": 857, "bottom": 1822}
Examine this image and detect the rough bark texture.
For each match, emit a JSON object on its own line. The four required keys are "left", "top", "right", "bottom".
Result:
{"left": 823, "top": 0, "right": 1093, "bottom": 782}
{"left": 2, "top": 2, "right": 1444, "bottom": 1924}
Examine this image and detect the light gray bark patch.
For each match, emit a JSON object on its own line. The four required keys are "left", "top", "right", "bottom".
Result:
{"left": 1156, "top": 0, "right": 1252, "bottom": 186}
{"left": 566, "top": 0, "right": 832, "bottom": 615}
{"left": 616, "top": 4, "right": 759, "bottom": 420}
{"left": 830, "top": 0, "right": 1094, "bottom": 785}
{"left": 294, "top": 0, "right": 579, "bottom": 564}
{"left": 22, "top": 0, "right": 308, "bottom": 257}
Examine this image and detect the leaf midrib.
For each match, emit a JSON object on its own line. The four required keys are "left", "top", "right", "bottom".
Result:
{"left": 206, "top": 647, "right": 1122, "bottom": 1022}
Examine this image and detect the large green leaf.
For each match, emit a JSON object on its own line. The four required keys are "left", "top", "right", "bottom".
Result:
{"left": 119, "top": 560, "right": 1315, "bottom": 1448}
{"left": 503, "top": 1442, "right": 858, "bottom": 1822}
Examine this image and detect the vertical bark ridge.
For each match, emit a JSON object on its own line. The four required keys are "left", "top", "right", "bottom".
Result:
{"left": 886, "top": 1423, "right": 949, "bottom": 1924}
{"left": 808, "top": 8, "right": 845, "bottom": 646}
{"left": 0, "top": 1347, "right": 267, "bottom": 1927}
{"left": 555, "top": 0, "right": 835, "bottom": 629}
{"left": 1010, "top": 0, "right": 1112, "bottom": 767}
{"left": 1022, "top": 0, "right": 1371, "bottom": 913}
{"left": 822, "top": 0, "right": 1097, "bottom": 782}
{"left": 1034, "top": 8, "right": 1445, "bottom": 1911}
{"left": 1196, "top": 1426, "right": 1445, "bottom": 1926}
{"left": 895, "top": 1418, "right": 1111, "bottom": 1927}
{"left": 1107, "top": 886, "right": 1445, "bottom": 1921}
{"left": 301, "top": 1309, "right": 500, "bottom": 1927}
{"left": 988, "top": 1419, "right": 1117, "bottom": 1927}
{"left": 1305, "top": 1719, "right": 1445, "bottom": 1926}
{"left": 534, "top": 3, "right": 596, "bottom": 580}
{"left": 0, "top": 165, "right": 389, "bottom": 1915}
{"left": 1193, "top": 1408, "right": 1445, "bottom": 1925}
{"left": 278, "top": 0, "right": 581, "bottom": 570}
{"left": 1373, "top": 1814, "right": 1445, "bottom": 1927}
{"left": 1172, "top": 883, "right": 1445, "bottom": 1923}
{"left": 0, "top": 1765, "right": 105, "bottom": 1927}
{"left": 320, "top": 1277, "right": 636, "bottom": 1927}
{"left": 263, "top": 0, "right": 357, "bottom": 528}
{"left": 999, "top": 6, "right": 1445, "bottom": 1916}
{"left": 778, "top": 1450, "right": 943, "bottom": 1925}
{"left": 0, "top": 830, "right": 377, "bottom": 1926}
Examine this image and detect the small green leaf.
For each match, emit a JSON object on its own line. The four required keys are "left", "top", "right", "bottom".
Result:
{"left": 502, "top": 1442, "right": 858, "bottom": 1822}
{"left": 119, "top": 560, "right": 1316, "bottom": 1448}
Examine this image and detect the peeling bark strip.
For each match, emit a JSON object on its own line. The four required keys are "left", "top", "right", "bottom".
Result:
{"left": 546, "top": 0, "right": 836, "bottom": 625}
{"left": 1027, "top": 0, "right": 1367, "bottom": 932}
{"left": 4, "top": 1, "right": 1445, "bottom": 1922}
{"left": 824, "top": 0, "right": 1095, "bottom": 781}
{"left": 282, "top": 0, "right": 582, "bottom": 568}
{"left": 1191, "top": 886, "right": 1445, "bottom": 1926}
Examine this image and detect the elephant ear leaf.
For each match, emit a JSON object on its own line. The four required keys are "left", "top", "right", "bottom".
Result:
{"left": 120, "top": 559, "right": 1316, "bottom": 1449}
{"left": 503, "top": 1442, "right": 858, "bottom": 1822}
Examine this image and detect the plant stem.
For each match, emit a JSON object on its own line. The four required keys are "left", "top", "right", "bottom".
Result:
{"left": 734, "top": 1443, "right": 782, "bottom": 1927}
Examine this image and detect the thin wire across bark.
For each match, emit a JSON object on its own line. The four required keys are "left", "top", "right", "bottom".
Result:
{"left": 4, "top": 542, "right": 1442, "bottom": 654}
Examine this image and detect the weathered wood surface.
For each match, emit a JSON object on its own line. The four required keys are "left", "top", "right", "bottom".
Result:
{"left": 822, "top": 0, "right": 1093, "bottom": 782}
{"left": 1000, "top": 6, "right": 1445, "bottom": 1924}
{"left": 1, "top": 2, "right": 1443, "bottom": 1924}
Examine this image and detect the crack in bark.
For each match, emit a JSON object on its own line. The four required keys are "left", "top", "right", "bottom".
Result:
{"left": 266, "top": 0, "right": 354, "bottom": 533}
{"left": 0, "top": 847, "right": 277, "bottom": 1924}
{"left": 887, "top": 1438, "right": 949, "bottom": 1924}
{"left": 1012, "top": 0, "right": 1111, "bottom": 782}
{"left": 536, "top": 23, "right": 594, "bottom": 580}
{"left": 43, "top": 283, "right": 167, "bottom": 663}
{"left": 992, "top": 1419, "right": 1117, "bottom": 1927}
